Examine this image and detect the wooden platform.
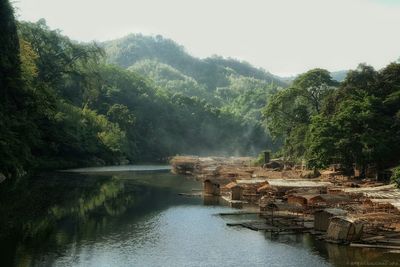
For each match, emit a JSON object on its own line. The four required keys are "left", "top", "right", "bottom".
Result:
{"left": 221, "top": 196, "right": 248, "bottom": 204}
{"left": 227, "top": 220, "right": 311, "bottom": 233}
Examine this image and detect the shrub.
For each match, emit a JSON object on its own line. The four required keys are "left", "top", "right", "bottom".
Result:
{"left": 391, "top": 166, "right": 400, "bottom": 188}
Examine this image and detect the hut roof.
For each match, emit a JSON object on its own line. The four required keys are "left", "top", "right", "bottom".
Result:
{"left": 351, "top": 212, "right": 400, "bottom": 223}
{"left": 343, "top": 184, "right": 400, "bottom": 209}
{"left": 367, "top": 198, "right": 400, "bottom": 210}
{"left": 236, "top": 179, "right": 268, "bottom": 185}
{"left": 204, "top": 179, "right": 220, "bottom": 184}
{"left": 288, "top": 193, "right": 318, "bottom": 200}
{"left": 263, "top": 202, "right": 303, "bottom": 212}
{"left": 310, "top": 194, "right": 351, "bottom": 202}
{"left": 224, "top": 182, "right": 238, "bottom": 189}
{"left": 320, "top": 170, "right": 338, "bottom": 175}
{"left": 315, "top": 208, "right": 347, "bottom": 216}
{"left": 343, "top": 184, "right": 395, "bottom": 194}
{"left": 257, "top": 184, "right": 274, "bottom": 192}
{"left": 265, "top": 179, "right": 332, "bottom": 188}
{"left": 330, "top": 215, "right": 361, "bottom": 224}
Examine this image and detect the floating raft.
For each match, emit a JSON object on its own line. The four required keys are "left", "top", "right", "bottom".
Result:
{"left": 217, "top": 211, "right": 261, "bottom": 216}
{"left": 178, "top": 192, "right": 202, "bottom": 197}
{"left": 221, "top": 196, "right": 248, "bottom": 204}
{"left": 227, "top": 220, "right": 311, "bottom": 233}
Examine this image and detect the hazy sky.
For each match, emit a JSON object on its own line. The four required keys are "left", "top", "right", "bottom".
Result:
{"left": 13, "top": 0, "right": 400, "bottom": 76}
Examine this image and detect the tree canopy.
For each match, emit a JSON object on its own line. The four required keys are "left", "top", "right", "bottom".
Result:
{"left": 263, "top": 64, "right": 400, "bottom": 178}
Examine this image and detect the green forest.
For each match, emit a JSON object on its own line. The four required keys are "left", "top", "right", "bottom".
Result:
{"left": 1, "top": 0, "right": 400, "bottom": 181}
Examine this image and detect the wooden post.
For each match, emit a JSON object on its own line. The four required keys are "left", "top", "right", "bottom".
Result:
{"left": 264, "top": 151, "right": 270, "bottom": 164}
{"left": 271, "top": 208, "right": 274, "bottom": 226}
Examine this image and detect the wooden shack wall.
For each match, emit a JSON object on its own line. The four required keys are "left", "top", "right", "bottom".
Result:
{"left": 204, "top": 180, "right": 220, "bottom": 196}
{"left": 326, "top": 219, "right": 351, "bottom": 241}
{"left": 314, "top": 212, "right": 331, "bottom": 231}
{"left": 309, "top": 196, "right": 326, "bottom": 206}
{"left": 231, "top": 187, "right": 243, "bottom": 200}
{"left": 287, "top": 195, "right": 307, "bottom": 206}
{"left": 326, "top": 218, "right": 363, "bottom": 242}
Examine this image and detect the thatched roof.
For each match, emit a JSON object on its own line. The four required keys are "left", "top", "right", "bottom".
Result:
{"left": 236, "top": 179, "right": 268, "bottom": 185}
{"left": 265, "top": 179, "right": 332, "bottom": 188}
{"left": 315, "top": 208, "right": 347, "bottom": 216}
{"left": 224, "top": 182, "right": 238, "bottom": 189}
{"left": 263, "top": 202, "right": 303, "bottom": 212}
{"left": 343, "top": 184, "right": 400, "bottom": 211}
{"left": 257, "top": 184, "right": 274, "bottom": 192}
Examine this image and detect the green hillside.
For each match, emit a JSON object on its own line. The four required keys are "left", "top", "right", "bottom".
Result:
{"left": 103, "top": 34, "right": 286, "bottom": 122}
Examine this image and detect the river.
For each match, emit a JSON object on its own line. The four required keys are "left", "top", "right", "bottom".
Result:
{"left": 0, "top": 166, "right": 398, "bottom": 267}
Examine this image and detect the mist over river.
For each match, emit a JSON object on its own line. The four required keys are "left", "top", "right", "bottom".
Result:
{"left": 0, "top": 166, "right": 398, "bottom": 267}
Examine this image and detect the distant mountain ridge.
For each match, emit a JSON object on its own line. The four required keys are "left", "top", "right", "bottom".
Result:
{"left": 102, "top": 34, "right": 287, "bottom": 91}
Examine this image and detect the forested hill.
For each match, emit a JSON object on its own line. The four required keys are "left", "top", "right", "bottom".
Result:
{"left": 103, "top": 34, "right": 286, "bottom": 90}
{"left": 101, "top": 34, "right": 287, "bottom": 128}
{"left": 0, "top": 4, "right": 279, "bottom": 178}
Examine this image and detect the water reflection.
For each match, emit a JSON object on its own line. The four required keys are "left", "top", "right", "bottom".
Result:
{"left": 203, "top": 195, "right": 220, "bottom": 206}
{"left": 0, "top": 168, "right": 398, "bottom": 267}
{"left": 0, "top": 170, "right": 199, "bottom": 267}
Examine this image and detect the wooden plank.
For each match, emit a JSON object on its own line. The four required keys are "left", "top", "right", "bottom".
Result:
{"left": 218, "top": 212, "right": 260, "bottom": 216}
{"left": 350, "top": 243, "right": 400, "bottom": 249}
{"left": 362, "top": 235, "right": 385, "bottom": 242}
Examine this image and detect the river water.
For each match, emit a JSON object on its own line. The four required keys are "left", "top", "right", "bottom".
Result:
{"left": 0, "top": 166, "right": 398, "bottom": 267}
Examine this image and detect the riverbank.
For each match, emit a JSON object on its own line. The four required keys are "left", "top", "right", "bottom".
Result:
{"left": 171, "top": 156, "right": 400, "bottom": 250}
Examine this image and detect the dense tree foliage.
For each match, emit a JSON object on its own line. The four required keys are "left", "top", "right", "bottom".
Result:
{"left": 263, "top": 69, "right": 336, "bottom": 161}
{"left": 264, "top": 64, "right": 400, "bottom": 178}
{"left": 0, "top": 3, "right": 276, "bottom": 178}
{"left": 0, "top": 0, "right": 39, "bottom": 177}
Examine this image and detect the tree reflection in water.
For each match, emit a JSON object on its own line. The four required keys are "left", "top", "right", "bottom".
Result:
{"left": 0, "top": 170, "right": 199, "bottom": 267}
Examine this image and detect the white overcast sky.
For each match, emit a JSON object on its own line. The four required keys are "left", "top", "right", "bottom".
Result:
{"left": 13, "top": 0, "right": 400, "bottom": 76}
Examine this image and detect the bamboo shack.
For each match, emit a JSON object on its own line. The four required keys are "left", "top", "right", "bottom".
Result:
{"left": 263, "top": 179, "right": 332, "bottom": 196}
{"left": 343, "top": 184, "right": 400, "bottom": 213}
{"left": 326, "top": 216, "right": 363, "bottom": 243}
{"left": 236, "top": 179, "right": 267, "bottom": 202}
{"left": 223, "top": 182, "right": 243, "bottom": 200}
{"left": 203, "top": 179, "right": 220, "bottom": 196}
{"left": 170, "top": 156, "right": 199, "bottom": 175}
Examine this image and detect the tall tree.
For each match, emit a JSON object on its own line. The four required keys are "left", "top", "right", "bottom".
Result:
{"left": 0, "top": 0, "right": 35, "bottom": 177}
{"left": 263, "top": 69, "right": 336, "bottom": 161}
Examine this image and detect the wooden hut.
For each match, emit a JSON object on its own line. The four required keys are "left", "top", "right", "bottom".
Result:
{"left": 314, "top": 208, "right": 347, "bottom": 232}
{"left": 264, "top": 179, "right": 332, "bottom": 196}
{"left": 236, "top": 179, "right": 267, "bottom": 202}
{"left": 287, "top": 194, "right": 309, "bottom": 206}
{"left": 308, "top": 194, "right": 351, "bottom": 207}
{"left": 203, "top": 179, "right": 220, "bottom": 196}
{"left": 231, "top": 185, "right": 243, "bottom": 201}
{"left": 170, "top": 156, "right": 199, "bottom": 175}
{"left": 326, "top": 216, "right": 363, "bottom": 243}
{"left": 287, "top": 193, "right": 350, "bottom": 208}
{"left": 260, "top": 199, "right": 303, "bottom": 213}
{"left": 223, "top": 182, "right": 243, "bottom": 200}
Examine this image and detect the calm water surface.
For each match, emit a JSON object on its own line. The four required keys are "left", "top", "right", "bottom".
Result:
{"left": 0, "top": 165, "right": 399, "bottom": 267}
